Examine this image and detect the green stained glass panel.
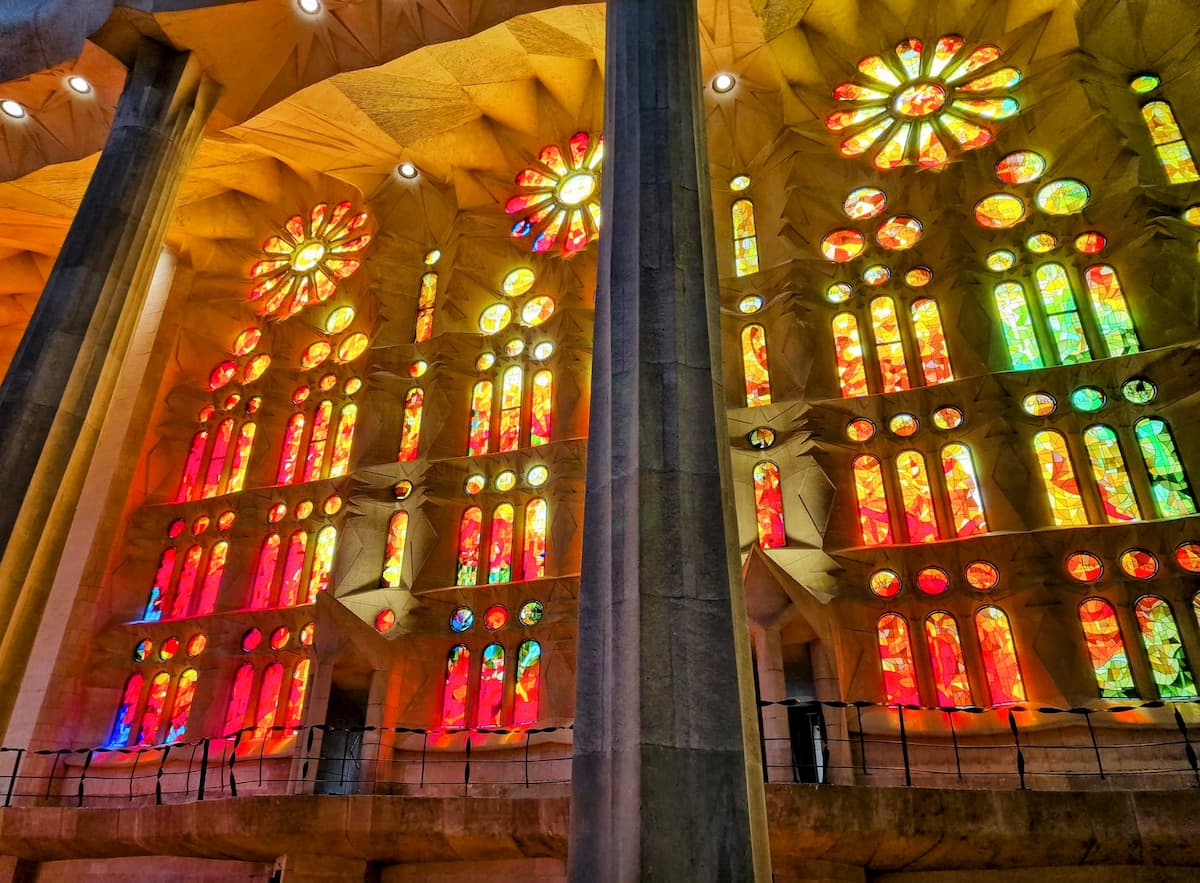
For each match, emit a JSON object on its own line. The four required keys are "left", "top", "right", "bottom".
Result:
{"left": 1135, "top": 418, "right": 1197, "bottom": 517}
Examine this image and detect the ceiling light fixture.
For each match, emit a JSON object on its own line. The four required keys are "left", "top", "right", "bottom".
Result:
{"left": 712, "top": 73, "right": 736, "bottom": 93}
{"left": 298, "top": 0, "right": 321, "bottom": 14}
{"left": 397, "top": 162, "right": 419, "bottom": 179}
{"left": 66, "top": 76, "right": 92, "bottom": 94}
{"left": 0, "top": 99, "right": 26, "bottom": 119}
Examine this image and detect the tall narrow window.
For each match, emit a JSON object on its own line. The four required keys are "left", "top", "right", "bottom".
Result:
{"left": 176, "top": 430, "right": 208, "bottom": 502}
{"left": 109, "top": 673, "right": 143, "bottom": 747}
{"left": 853, "top": 455, "right": 893, "bottom": 546}
{"left": 1134, "top": 417, "right": 1197, "bottom": 518}
{"left": 169, "top": 545, "right": 203, "bottom": 619}
{"left": 530, "top": 370, "right": 553, "bottom": 446}
{"left": 284, "top": 659, "right": 312, "bottom": 730}
{"left": 165, "top": 669, "right": 198, "bottom": 743}
{"left": 752, "top": 461, "right": 786, "bottom": 549}
{"left": 1083, "top": 425, "right": 1140, "bottom": 522}
{"left": 924, "top": 612, "right": 972, "bottom": 708}
{"left": 278, "top": 530, "right": 308, "bottom": 607}
{"left": 227, "top": 422, "right": 256, "bottom": 494}
{"left": 277, "top": 414, "right": 305, "bottom": 485}
{"left": 441, "top": 644, "right": 470, "bottom": 729}
{"left": 138, "top": 672, "right": 171, "bottom": 745}
{"left": 195, "top": 540, "right": 228, "bottom": 616}
{"left": 476, "top": 643, "right": 506, "bottom": 729}
{"left": 513, "top": 639, "right": 541, "bottom": 726}
{"left": 1140, "top": 100, "right": 1200, "bottom": 184}
{"left": 993, "top": 282, "right": 1043, "bottom": 370}
{"left": 1034, "top": 263, "right": 1091, "bottom": 365}
{"left": 488, "top": 503, "right": 515, "bottom": 583}
{"left": 381, "top": 511, "right": 408, "bottom": 588}
{"left": 941, "top": 443, "right": 988, "bottom": 537}
{"left": 302, "top": 401, "right": 333, "bottom": 482}
{"left": 869, "top": 296, "right": 910, "bottom": 393}
{"left": 1078, "top": 598, "right": 1137, "bottom": 699}
{"left": 248, "top": 534, "right": 281, "bottom": 609}
{"left": 523, "top": 499, "right": 548, "bottom": 579}
{"left": 1134, "top": 596, "right": 1197, "bottom": 699}
{"left": 253, "top": 662, "right": 284, "bottom": 738}
{"left": 398, "top": 388, "right": 424, "bottom": 462}
{"left": 1033, "top": 430, "right": 1088, "bottom": 526}
{"left": 328, "top": 403, "right": 358, "bottom": 477}
{"left": 305, "top": 525, "right": 337, "bottom": 603}
{"left": 832, "top": 313, "right": 868, "bottom": 397}
{"left": 498, "top": 366, "right": 523, "bottom": 453}
{"left": 467, "top": 380, "right": 493, "bottom": 456}
{"left": 1082, "top": 265, "right": 1139, "bottom": 357}
{"left": 224, "top": 664, "right": 255, "bottom": 737}
{"left": 895, "top": 451, "right": 939, "bottom": 543}
{"left": 911, "top": 298, "right": 953, "bottom": 385}
{"left": 456, "top": 507, "right": 483, "bottom": 586}
{"left": 415, "top": 271, "right": 438, "bottom": 342}
{"left": 741, "top": 325, "right": 772, "bottom": 406}
{"left": 974, "top": 606, "right": 1026, "bottom": 705}
{"left": 877, "top": 613, "right": 920, "bottom": 706}
{"left": 201, "top": 419, "right": 235, "bottom": 498}
{"left": 143, "top": 548, "right": 177, "bottom": 622}
{"left": 732, "top": 198, "right": 759, "bottom": 277}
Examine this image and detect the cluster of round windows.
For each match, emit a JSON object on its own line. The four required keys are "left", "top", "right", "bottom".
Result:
{"left": 1066, "top": 544, "right": 1200, "bottom": 583}
{"left": 265, "top": 494, "right": 343, "bottom": 524}
{"left": 292, "top": 375, "right": 362, "bottom": 404}
{"left": 845, "top": 406, "right": 964, "bottom": 442}
{"left": 198, "top": 393, "right": 262, "bottom": 420}
{"left": 869, "top": 561, "right": 999, "bottom": 598}
{"left": 823, "top": 267, "right": 931, "bottom": 304}
{"left": 983, "top": 232, "right": 1105, "bottom": 272}
{"left": 168, "top": 511, "right": 236, "bottom": 538}
{"left": 1020, "top": 378, "right": 1156, "bottom": 417}
{"left": 974, "top": 159, "right": 1090, "bottom": 233}
{"left": 464, "top": 465, "right": 549, "bottom": 495}
{"left": 474, "top": 341, "right": 555, "bottom": 369}
{"left": 241, "top": 623, "right": 315, "bottom": 653}
{"left": 209, "top": 330, "right": 272, "bottom": 392}
{"left": 0, "top": 77, "right": 92, "bottom": 124}
{"left": 133, "top": 633, "right": 208, "bottom": 663}
{"left": 479, "top": 268, "right": 558, "bottom": 335}
{"left": 450, "top": 600, "right": 544, "bottom": 633}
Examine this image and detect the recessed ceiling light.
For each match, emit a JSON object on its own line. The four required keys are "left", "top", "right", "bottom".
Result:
{"left": 66, "top": 76, "right": 92, "bottom": 95}
{"left": 397, "top": 162, "right": 419, "bottom": 179}
{"left": 0, "top": 100, "right": 26, "bottom": 119}
{"left": 712, "top": 73, "right": 736, "bottom": 93}
{"left": 298, "top": 0, "right": 321, "bottom": 14}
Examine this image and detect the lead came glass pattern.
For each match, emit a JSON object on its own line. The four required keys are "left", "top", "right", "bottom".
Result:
{"left": 941, "top": 444, "right": 988, "bottom": 537}
{"left": 1034, "top": 263, "right": 1092, "bottom": 365}
{"left": 870, "top": 297, "right": 910, "bottom": 392}
{"left": 878, "top": 613, "right": 921, "bottom": 705}
{"left": 1083, "top": 425, "right": 1141, "bottom": 522}
{"left": 1134, "top": 417, "right": 1197, "bottom": 518}
{"left": 896, "top": 451, "right": 940, "bottom": 543}
{"left": 853, "top": 455, "right": 893, "bottom": 545}
{"left": 1140, "top": 101, "right": 1200, "bottom": 184}
{"left": 1134, "top": 596, "right": 1196, "bottom": 699}
{"left": 975, "top": 606, "right": 1026, "bottom": 704}
{"left": 1033, "top": 430, "right": 1088, "bottom": 526}
{"left": 993, "top": 282, "right": 1044, "bottom": 369}
{"left": 1083, "top": 265, "right": 1140, "bottom": 357}
{"left": 924, "top": 612, "right": 972, "bottom": 707}
{"left": 833, "top": 313, "right": 869, "bottom": 397}
{"left": 1079, "top": 598, "right": 1137, "bottom": 699}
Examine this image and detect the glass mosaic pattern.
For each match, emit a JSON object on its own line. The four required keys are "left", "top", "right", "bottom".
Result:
{"left": 1033, "top": 430, "right": 1088, "bottom": 526}
{"left": 1083, "top": 425, "right": 1141, "bottom": 522}
{"left": 975, "top": 606, "right": 1026, "bottom": 704}
{"left": 1079, "top": 598, "right": 1137, "bottom": 699}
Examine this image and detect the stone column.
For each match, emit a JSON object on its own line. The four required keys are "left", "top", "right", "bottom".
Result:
{"left": 0, "top": 39, "right": 216, "bottom": 730}
{"left": 568, "top": 0, "right": 770, "bottom": 878}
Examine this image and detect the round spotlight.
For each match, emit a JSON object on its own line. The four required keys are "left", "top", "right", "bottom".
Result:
{"left": 0, "top": 100, "right": 26, "bottom": 119}
{"left": 66, "top": 75, "right": 92, "bottom": 95}
{"left": 297, "top": 0, "right": 321, "bottom": 14}
{"left": 712, "top": 73, "right": 736, "bottom": 93}
{"left": 397, "top": 162, "right": 419, "bottom": 179}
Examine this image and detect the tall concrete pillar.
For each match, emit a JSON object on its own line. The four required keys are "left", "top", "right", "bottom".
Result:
{"left": 0, "top": 39, "right": 215, "bottom": 730}
{"left": 568, "top": 0, "right": 771, "bottom": 878}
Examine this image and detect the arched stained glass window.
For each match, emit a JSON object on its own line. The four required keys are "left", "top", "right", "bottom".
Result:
{"left": 1079, "top": 598, "right": 1137, "bottom": 699}
{"left": 924, "top": 612, "right": 972, "bottom": 708}
{"left": 176, "top": 430, "right": 208, "bottom": 502}
{"left": 201, "top": 418, "right": 235, "bottom": 498}
{"left": 441, "top": 644, "right": 470, "bottom": 729}
{"left": 305, "top": 525, "right": 337, "bottom": 603}
{"left": 277, "top": 413, "right": 305, "bottom": 484}
{"left": 877, "top": 613, "right": 920, "bottom": 706}
{"left": 1033, "top": 430, "right": 1088, "bottom": 526}
{"left": 254, "top": 662, "right": 284, "bottom": 738}
{"left": 1033, "top": 263, "right": 1091, "bottom": 365}
{"left": 530, "top": 370, "right": 553, "bottom": 446}
{"left": 456, "top": 507, "right": 483, "bottom": 586}
{"left": 1082, "top": 265, "right": 1139, "bottom": 357}
{"left": 895, "top": 451, "right": 939, "bottom": 543}
{"left": 248, "top": 534, "right": 281, "bottom": 609}
{"left": 498, "top": 366, "right": 523, "bottom": 453}
{"left": 1134, "top": 417, "right": 1197, "bottom": 518}
{"left": 381, "top": 511, "right": 408, "bottom": 588}
{"left": 993, "top": 282, "right": 1043, "bottom": 370}
{"left": 514, "top": 639, "right": 541, "bottom": 726}
{"left": 523, "top": 499, "right": 548, "bottom": 579}
{"left": 165, "top": 668, "right": 198, "bottom": 743}
{"left": 227, "top": 422, "right": 256, "bottom": 494}
{"left": 138, "top": 671, "right": 171, "bottom": 745}
{"left": 911, "top": 298, "right": 953, "bottom": 385}
{"left": 832, "top": 313, "right": 868, "bottom": 398}
{"left": 741, "top": 325, "right": 772, "bottom": 407}
{"left": 869, "top": 297, "right": 910, "bottom": 393}
{"left": 277, "top": 530, "right": 308, "bottom": 607}
{"left": 1134, "top": 596, "right": 1197, "bottom": 699}
{"left": 975, "top": 606, "right": 1026, "bottom": 705}
{"left": 941, "top": 443, "right": 988, "bottom": 537}
{"left": 488, "top": 503, "right": 515, "bottom": 584}
{"left": 143, "top": 547, "right": 177, "bottom": 621}
{"left": 224, "top": 663, "right": 255, "bottom": 737}
{"left": 477, "top": 643, "right": 506, "bottom": 729}
{"left": 398, "top": 388, "right": 424, "bottom": 462}
{"left": 1082, "top": 425, "right": 1140, "bottom": 523}
{"left": 109, "top": 673, "right": 143, "bottom": 747}
{"left": 853, "top": 455, "right": 893, "bottom": 546}
{"left": 169, "top": 545, "right": 203, "bottom": 619}
{"left": 284, "top": 659, "right": 312, "bottom": 730}
{"left": 415, "top": 271, "right": 438, "bottom": 342}
{"left": 302, "top": 400, "right": 333, "bottom": 482}
{"left": 752, "top": 461, "right": 786, "bottom": 549}
{"left": 732, "top": 198, "right": 759, "bottom": 277}
{"left": 1140, "top": 100, "right": 1200, "bottom": 184}
{"left": 328, "top": 403, "right": 358, "bottom": 477}
{"left": 467, "top": 380, "right": 493, "bottom": 456}
{"left": 195, "top": 540, "right": 228, "bottom": 616}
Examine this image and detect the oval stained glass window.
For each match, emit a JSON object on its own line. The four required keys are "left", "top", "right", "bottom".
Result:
{"left": 1121, "top": 378, "right": 1156, "bottom": 405}
{"left": 393, "top": 480, "right": 413, "bottom": 500}
{"left": 233, "top": 328, "right": 262, "bottom": 356}
{"left": 464, "top": 474, "right": 486, "bottom": 495}
{"left": 917, "top": 567, "right": 950, "bottom": 595}
{"left": 494, "top": 470, "right": 517, "bottom": 492}
{"left": 295, "top": 500, "right": 314, "bottom": 519}
{"left": 1130, "top": 74, "right": 1161, "bottom": 94}
{"left": 1035, "top": 179, "right": 1090, "bottom": 215}
{"left": 862, "top": 264, "right": 891, "bottom": 285}
{"left": 730, "top": 175, "right": 751, "bottom": 191}
{"left": 208, "top": 361, "right": 238, "bottom": 390}
{"left": 931, "top": 406, "right": 963, "bottom": 430}
{"left": 1022, "top": 392, "right": 1056, "bottom": 416}
{"left": 521, "top": 296, "right": 555, "bottom": 326}
{"left": 319, "top": 373, "right": 337, "bottom": 391}
{"left": 242, "top": 353, "right": 271, "bottom": 382}
{"left": 503, "top": 338, "right": 525, "bottom": 357}
{"left": 1183, "top": 206, "right": 1200, "bottom": 227}
{"left": 299, "top": 622, "right": 315, "bottom": 645}
{"left": 1074, "top": 232, "right": 1106, "bottom": 254}
{"left": 222, "top": 393, "right": 241, "bottom": 410}
{"left": 374, "top": 610, "right": 396, "bottom": 633}
{"left": 159, "top": 637, "right": 179, "bottom": 661}
{"left": 826, "top": 282, "right": 853, "bottom": 303}
{"left": 270, "top": 626, "right": 290, "bottom": 649}
{"left": 526, "top": 465, "right": 549, "bottom": 487}
{"left": 217, "top": 511, "right": 236, "bottom": 531}
{"left": 1175, "top": 543, "right": 1200, "bottom": 573}
{"left": 1066, "top": 551, "right": 1103, "bottom": 582}
{"left": 904, "top": 267, "right": 932, "bottom": 288}
{"left": 869, "top": 569, "right": 901, "bottom": 598}
{"left": 484, "top": 605, "right": 508, "bottom": 630}
{"left": 843, "top": 187, "right": 887, "bottom": 220}
{"left": 186, "top": 634, "right": 207, "bottom": 656}
{"left": 532, "top": 341, "right": 555, "bottom": 360}
{"left": 1119, "top": 549, "right": 1158, "bottom": 580}
{"left": 325, "top": 306, "right": 355, "bottom": 334}
{"left": 820, "top": 229, "right": 866, "bottom": 262}
{"left": 502, "top": 268, "right": 535, "bottom": 297}
{"left": 191, "top": 515, "right": 210, "bottom": 535}
{"left": 134, "top": 639, "right": 151, "bottom": 662}
{"left": 876, "top": 216, "right": 923, "bottom": 250}
{"left": 336, "top": 332, "right": 369, "bottom": 362}
{"left": 168, "top": 518, "right": 185, "bottom": 538}
{"left": 846, "top": 418, "right": 875, "bottom": 442}
{"left": 1025, "top": 232, "right": 1056, "bottom": 253}
{"left": 519, "top": 600, "right": 544, "bottom": 626}
{"left": 888, "top": 413, "right": 919, "bottom": 437}
{"left": 450, "top": 607, "right": 474, "bottom": 632}
{"left": 479, "top": 304, "right": 512, "bottom": 334}
{"left": 965, "top": 561, "right": 999, "bottom": 591}
{"left": 242, "top": 628, "right": 262, "bottom": 652}
{"left": 748, "top": 427, "right": 776, "bottom": 449}
{"left": 995, "top": 150, "right": 1046, "bottom": 184}
{"left": 974, "top": 194, "right": 1026, "bottom": 229}
{"left": 301, "top": 342, "right": 332, "bottom": 370}
{"left": 738, "top": 295, "right": 764, "bottom": 313}
{"left": 267, "top": 502, "right": 287, "bottom": 523}
{"left": 1070, "top": 386, "right": 1106, "bottom": 412}
{"left": 985, "top": 249, "right": 1016, "bottom": 272}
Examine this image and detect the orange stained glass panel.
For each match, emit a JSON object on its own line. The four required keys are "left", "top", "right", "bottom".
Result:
{"left": 278, "top": 530, "right": 308, "bottom": 607}
{"left": 1140, "top": 101, "right": 1200, "bottom": 184}
{"left": 284, "top": 659, "right": 311, "bottom": 730}
{"left": 305, "top": 525, "right": 337, "bottom": 603}
{"left": 277, "top": 413, "right": 305, "bottom": 485}
{"left": 853, "top": 454, "right": 893, "bottom": 545}
{"left": 869, "top": 297, "right": 910, "bottom": 393}
{"left": 1033, "top": 430, "right": 1088, "bottom": 526}
{"left": 1135, "top": 596, "right": 1196, "bottom": 699}
{"left": 941, "top": 443, "right": 988, "bottom": 537}
{"left": 227, "top": 422, "right": 256, "bottom": 494}
{"left": 456, "top": 507, "right": 483, "bottom": 586}
{"left": 169, "top": 544, "right": 203, "bottom": 619}
{"left": 1079, "top": 598, "right": 1137, "bottom": 698}
{"left": 143, "top": 547, "right": 177, "bottom": 621}
{"left": 249, "top": 534, "right": 281, "bottom": 609}
{"left": 254, "top": 662, "right": 284, "bottom": 738}
{"left": 176, "top": 430, "right": 208, "bottom": 502}
{"left": 381, "top": 511, "right": 408, "bottom": 588}
{"left": 513, "top": 640, "right": 542, "bottom": 726}
{"left": 895, "top": 451, "right": 939, "bottom": 543}
{"left": 732, "top": 199, "right": 760, "bottom": 277}
{"left": 910, "top": 298, "right": 954, "bottom": 385}
{"left": 302, "top": 401, "right": 333, "bottom": 482}
{"left": 328, "top": 403, "right": 358, "bottom": 478}
{"left": 833, "top": 313, "right": 869, "bottom": 398}
{"left": 752, "top": 461, "right": 786, "bottom": 549}
{"left": 741, "top": 325, "right": 772, "bottom": 406}
{"left": 530, "top": 370, "right": 553, "bottom": 446}
{"left": 924, "top": 612, "right": 972, "bottom": 708}
{"left": 201, "top": 419, "right": 235, "bottom": 498}
{"left": 467, "top": 380, "right": 493, "bottom": 456}
{"left": 137, "top": 672, "right": 171, "bottom": 745}
{"left": 398, "top": 388, "right": 424, "bottom": 461}
{"left": 523, "top": 498, "right": 548, "bottom": 579}
{"left": 498, "top": 366, "right": 524, "bottom": 452}
{"left": 165, "top": 669, "right": 198, "bottom": 743}
{"left": 223, "top": 664, "right": 254, "bottom": 737}
{"left": 1083, "top": 425, "right": 1141, "bottom": 523}
{"left": 877, "top": 613, "right": 920, "bottom": 706}
{"left": 975, "top": 606, "right": 1026, "bottom": 704}
{"left": 476, "top": 644, "right": 506, "bottom": 729}
{"left": 441, "top": 645, "right": 470, "bottom": 729}
{"left": 195, "top": 540, "right": 228, "bottom": 616}
{"left": 488, "top": 503, "right": 515, "bottom": 584}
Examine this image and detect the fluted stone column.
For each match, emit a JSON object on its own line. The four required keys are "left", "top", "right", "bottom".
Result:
{"left": 568, "top": 0, "right": 770, "bottom": 879}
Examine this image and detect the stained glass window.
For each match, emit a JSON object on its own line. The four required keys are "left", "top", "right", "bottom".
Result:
{"left": 143, "top": 547, "right": 177, "bottom": 621}
{"left": 477, "top": 644, "right": 506, "bottom": 728}
{"left": 328, "top": 403, "right": 357, "bottom": 477}
{"left": 833, "top": 313, "right": 868, "bottom": 398}
{"left": 415, "top": 271, "right": 438, "bottom": 342}
{"left": 195, "top": 540, "right": 228, "bottom": 616}
{"left": 165, "top": 668, "right": 198, "bottom": 743}
{"left": 910, "top": 298, "right": 953, "bottom": 384}
{"left": 305, "top": 525, "right": 337, "bottom": 603}
{"left": 169, "top": 545, "right": 203, "bottom": 619}
{"left": 895, "top": 451, "right": 939, "bottom": 543}
{"left": 740, "top": 325, "right": 772, "bottom": 406}
{"left": 1140, "top": 101, "right": 1200, "bottom": 184}
{"left": 1033, "top": 430, "right": 1088, "bottom": 526}
{"left": 381, "top": 511, "right": 408, "bottom": 588}
{"left": 853, "top": 455, "right": 893, "bottom": 545}
{"left": 278, "top": 530, "right": 308, "bottom": 606}
{"left": 1134, "top": 596, "right": 1196, "bottom": 699}
{"left": 869, "top": 297, "right": 910, "bottom": 393}
{"left": 200, "top": 419, "right": 234, "bottom": 499}
{"left": 1134, "top": 417, "right": 1197, "bottom": 518}
{"left": 732, "top": 198, "right": 759, "bottom": 276}
{"left": 877, "top": 613, "right": 920, "bottom": 706}
{"left": 398, "top": 388, "right": 424, "bottom": 462}
{"left": 277, "top": 414, "right": 304, "bottom": 484}
{"left": 488, "top": 503, "right": 515, "bottom": 584}
{"left": 138, "top": 671, "right": 170, "bottom": 745}
{"left": 441, "top": 645, "right": 470, "bottom": 729}
{"left": 227, "top": 422, "right": 255, "bottom": 494}
{"left": 993, "top": 282, "right": 1043, "bottom": 370}
{"left": 254, "top": 662, "right": 284, "bottom": 738}
{"left": 284, "top": 659, "right": 311, "bottom": 730}
{"left": 1078, "top": 598, "right": 1137, "bottom": 699}
{"left": 176, "top": 430, "right": 208, "bottom": 503}
{"left": 530, "top": 370, "right": 553, "bottom": 446}
{"left": 1082, "top": 425, "right": 1141, "bottom": 523}
{"left": 498, "top": 366, "right": 523, "bottom": 453}
{"left": 941, "top": 444, "right": 989, "bottom": 537}
{"left": 248, "top": 534, "right": 281, "bottom": 608}
{"left": 224, "top": 663, "right": 254, "bottom": 736}
{"left": 974, "top": 606, "right": 1025, "bottom": 705}
{"left": 924, "top": 612, "right": 972, "bottom": 707}
{"left": 523, "top": 499, "right": 548, "bottom": 579}
{"left": 1082, "top": 265, "right": 1139, "bottom": 357}
{"left": 513, "top": 639, "right": 541, "bottom": 726}
{"left": 109, "top": 673, "right": 143, "bottom": 746}
{"left": 456, "top": 507, "right": 483, "bottom": 586}
{"left": 302, "top": 401, "right": 332, "bottom": 482}
{"left": 467, "top": 380, "right": 493, "bottom": 456}
{"left": 1033, "top": 263, "right": 1092, "bottom": 365}
{"left": 752, "top": 461, "right": 786, "bottom": 549}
